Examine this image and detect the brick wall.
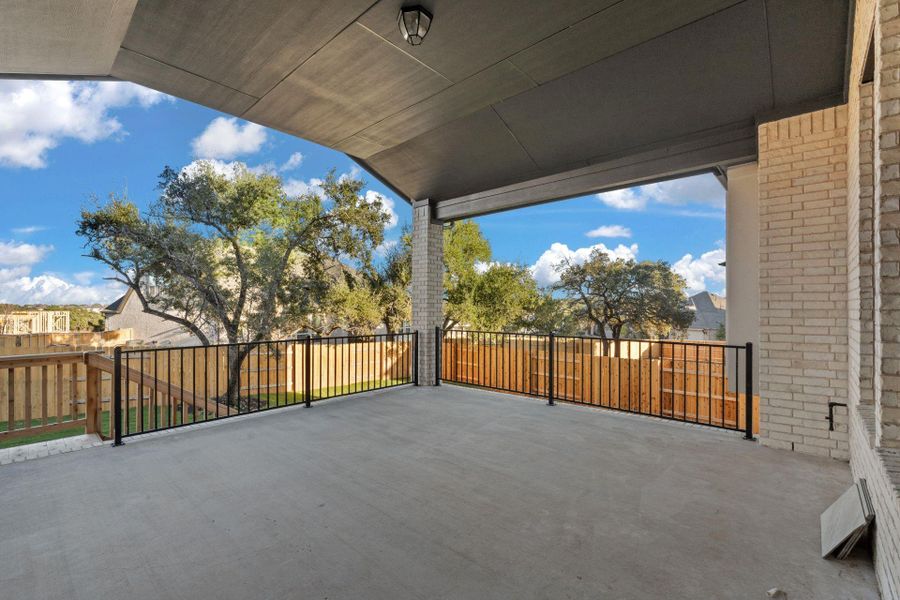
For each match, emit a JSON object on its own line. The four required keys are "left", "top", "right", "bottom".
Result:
{"left": 879, "top": 0, "right": 900, "bottom": 448}
{"left": 842, "top": 1, "right": 900, "bottom": 594}
{"left": 851, "top": 81, "right": 878, "bottom": 444}
{"left": 411, "top": 200, "right": 443, "bottom": 385}
{"left": 850, "top": 409, "right": 900, "bottom": 596}
{"left": 862, "top": 83, "right": 878, "bottom": 417}
{"left": 757, "top": 106, "right": 850, "bottom": 459}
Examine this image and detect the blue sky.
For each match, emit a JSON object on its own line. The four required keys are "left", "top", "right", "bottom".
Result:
{"left": 0, "top": 80, "right": 725, "bottom": 305}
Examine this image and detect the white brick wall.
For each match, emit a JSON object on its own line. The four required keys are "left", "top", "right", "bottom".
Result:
{"left": 758, "top": 106, "right": 851, "bottom": 459}
{"left": 843, "top": 1, "right": 900, "bottom": 595}
{"left": 851, "top": 81, "right": 879, "bottom": 444}
{"left": 879, "top": 0, "right": 900, "bottom": 448}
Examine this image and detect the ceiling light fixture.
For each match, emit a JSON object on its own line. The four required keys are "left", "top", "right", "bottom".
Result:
{"left": 398, "top": 5, "right": 432, "bottom": 46}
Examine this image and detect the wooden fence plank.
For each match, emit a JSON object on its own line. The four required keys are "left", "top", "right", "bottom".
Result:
{"left": 7, "top": 368, "right": 14, "bottom": 431}
{"left": 23, "top": 366, "right": 32, "bottom": 429}
{"left": 86, "top": 364, "right": 99, "bottom": 435}
{"left": 56, "top": 364, "right": 63, "bottom": 425}
{"left": 41, "top": 365, "right": 48, "bottom": 427}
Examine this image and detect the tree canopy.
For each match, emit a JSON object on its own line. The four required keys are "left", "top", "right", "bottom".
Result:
{"left": 308, "top": 227, "right": 413, "bottom": 336}
{"left": 513, "top": 293, "right": 583, "bottom": 335}
{"left": 441, "top": 221, "right": 539, "bottom": 331}
{"left": 78, "top": 162, "right": 389, "bottom": 344}
{"left": 553, "top": 249, "right": 693, "bottom": 339}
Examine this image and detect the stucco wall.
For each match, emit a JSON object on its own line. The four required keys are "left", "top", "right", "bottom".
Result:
{"left": 726, "top": 162, "right": 760, "bottom": 389}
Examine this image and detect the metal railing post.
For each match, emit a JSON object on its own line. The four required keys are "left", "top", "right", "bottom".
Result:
{"left": 435, "top": 327, "right": 442, "bottom": 386}
{"left": 304, "top": 336, "right": 312, "bottom": 408}
{"left": 548, "top": 331, "right": 555, "bottom": 406}
{"left": 113, "top": 346, "right": 123, "bottom": 446}
{"left": 413, "top": 330, "right": 420, "bottom": 386}
{"left": 744, "top": 342, "right": 753, "bottom": 440}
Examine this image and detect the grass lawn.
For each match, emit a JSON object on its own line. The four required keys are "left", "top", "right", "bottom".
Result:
{"left": 256, "top": 378, "right": 409, "bottom": 405}
{"left": 0, "top": 419, "right": 86, "bottom": 449}
{"left": 0, "top": 378, "right": 410, "bottom": 449}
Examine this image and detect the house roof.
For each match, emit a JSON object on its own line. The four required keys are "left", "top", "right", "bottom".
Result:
{"left": 102, "top": 289, "right": 133, "bottom": 315}
{"left": 688, "top": 291, "right": 726, "bottom": 331}
{"left": 0, "top": 1, "right": 851, "bottom": 219}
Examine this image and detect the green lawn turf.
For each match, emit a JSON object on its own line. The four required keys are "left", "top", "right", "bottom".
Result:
{"left": 0, "top": 378, "right": 409, "bottom": 449}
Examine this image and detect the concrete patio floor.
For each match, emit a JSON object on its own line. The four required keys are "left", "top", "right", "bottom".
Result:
{"left": 0, "top": 385, "right": 878, "bottom": 599}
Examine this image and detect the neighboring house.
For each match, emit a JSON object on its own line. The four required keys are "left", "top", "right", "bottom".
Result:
{"left": 103, "top": 289, "right": 202, "bottom": 347}
{"left": 684, "top": 292, "right": 726, "bottom": 341}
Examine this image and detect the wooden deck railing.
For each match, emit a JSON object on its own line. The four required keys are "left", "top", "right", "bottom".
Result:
{"left": 0, "top": 349, "right": 226, "bottom": 445}
{"left": 0, "top": 351, "right": 110, "bottom": 443}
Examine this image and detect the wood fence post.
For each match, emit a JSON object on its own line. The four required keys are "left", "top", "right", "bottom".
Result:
{"left": 85, "top": 360, "right": 100, "bottom": 435}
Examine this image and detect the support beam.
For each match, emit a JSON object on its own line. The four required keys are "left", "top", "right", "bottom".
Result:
{"left": 433, "top": 124, "right": 756, "bottom": 221}
{"left": 411, "top": 199, "right": 443, "bottom": 385}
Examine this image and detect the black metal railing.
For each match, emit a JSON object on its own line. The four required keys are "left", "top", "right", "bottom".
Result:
{"left": 113, "top": 332, "right": 417, "bottom": 444}
{"left": 438, "top": 329, "right": 754, "bottom": 438}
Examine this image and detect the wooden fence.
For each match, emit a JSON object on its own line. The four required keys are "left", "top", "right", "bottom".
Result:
{"left": 441, "top": 334, "right": 758, "bottom": 434}
{"left": 0, "top": 352, "right": 107, "bottom": 443}
{"left": 0, "top": 329, "right": 133, "bottom": 356}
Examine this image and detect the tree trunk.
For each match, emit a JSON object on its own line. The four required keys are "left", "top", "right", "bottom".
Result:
{"left": 611, "top": 325, "right": 623, "bottom": 358}
{"left": 223, "top": 338, "right": 256, "bottom": 411}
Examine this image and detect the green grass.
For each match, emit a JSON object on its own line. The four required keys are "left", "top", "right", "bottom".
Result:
{"left": 0, "top": 378, "right": 410, "bottom": 449}
{"left": 256, "top": 378, "right": 408, "bottom": 405}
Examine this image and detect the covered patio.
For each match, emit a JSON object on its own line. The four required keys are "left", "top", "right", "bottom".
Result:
{"left": 4, "top": 0, "right": 900, "bottom": 595}
{"left": 0, "top": 385, "right": 877, "bottom": 599}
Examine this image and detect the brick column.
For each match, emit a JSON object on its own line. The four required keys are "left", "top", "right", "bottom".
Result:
{"left": 411, "top": 199, "right": 443, "bottom": 385}
{"left": 757, "top": 106, "right": 850, "bottom": 459}
{"left": 878, "top": 0, "right": 900, "bottom": 447}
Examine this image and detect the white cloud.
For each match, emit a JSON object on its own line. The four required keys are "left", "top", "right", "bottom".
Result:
{"left": 585, "top": 224, "right": 631, "bottom": 238}
{"left": 530, "top": 242, "right": 638, "bottom": 287}
{"left": 596, "top": 174, "right": 724, "bottom": 213}
{"left": 283, "top": 165, "right": 365, "bottom": 198}
{"left": 180, "top": 159, "right": 275, "bottom": 179}
{"left": 672, "top": 248, "right": 726, "bottom": 295}
{"left": 0, "top": 267, "right": 123, "bottom": 305}
{"left": 279, "top": 152, "right": 304, "bottom": 172}
{"left": 0, "top": 80, "right": 169, "bottom": 168}
{"left": 191, "top": 117, "right": 267, "bottom": 160}
{"left": 11, "top": 226, "right": 46, "bottom": 235}
{"left": 0, "top": 241, "right": 53, "bottom": 266}
{"left": 644, "top": 174, "right": 724, "bottom": 208}
{"left": 284, "top": 177, "right": 324, "bottom": 197}
{"left": 363, "top": 190, "right": 398, "bottom": 229}
{"left": 0, "top": 242, "right": 121, "bottom": 304}
{"left": 72, "top": 271, "right": 96, "bottom": 285}
{"left": 596, "top": 188, "right": 646, "bottom": 210}
{"left": 375, "top": 239, "right": 398, "bottom": 257}
{"left": 474, "top": 260, "right": 492, "bottom": 274}
{"left": 339, "top": 165, "right": 362, "bottom": 182}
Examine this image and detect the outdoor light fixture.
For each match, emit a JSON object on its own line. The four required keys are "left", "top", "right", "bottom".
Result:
{"left": 398, "top": 5, "right": 432, "bottom": 46}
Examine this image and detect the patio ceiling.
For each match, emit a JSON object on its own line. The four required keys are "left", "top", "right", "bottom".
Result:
{"left": 0, "top": 0, "right": 851, "bottom": 218}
